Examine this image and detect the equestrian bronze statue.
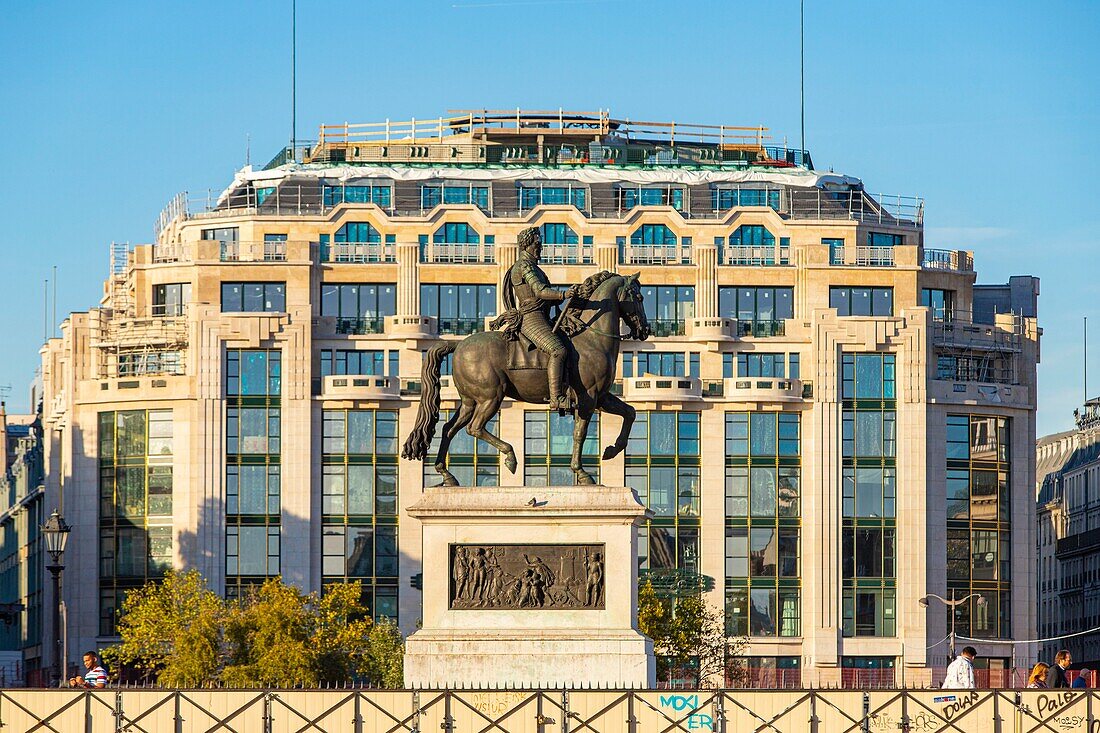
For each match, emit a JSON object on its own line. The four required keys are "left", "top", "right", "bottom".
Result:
{"left": 401, "top": 226, "right": 652, "bottom": 486}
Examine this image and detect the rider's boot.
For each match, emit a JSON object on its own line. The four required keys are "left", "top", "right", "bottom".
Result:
{"left": 548, "top": 353, "right": 572, "bottom": 413}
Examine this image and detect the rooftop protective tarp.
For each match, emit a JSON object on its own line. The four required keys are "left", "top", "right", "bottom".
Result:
{"left": 217, "top": 163, "right": 862, "bottom": 206}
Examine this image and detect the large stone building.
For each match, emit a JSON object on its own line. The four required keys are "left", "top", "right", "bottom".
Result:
{"left": 1036, "top": 399, "right": 1100, "bottom": 668}
{"left": 0, "top": 400, "right": 46, "bottom": 685}
{"left": 38, "top": 109, "right": 1040, "bottom": 687}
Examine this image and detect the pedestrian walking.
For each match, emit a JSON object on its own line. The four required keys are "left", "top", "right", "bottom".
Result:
{"left": 1051, "top": 650, "right": 1072, "bottom": 688}
{"left": 1027, "top": 662, "right": 1050, "bottom": 689}
{"left": 1071, "top": 668, "right": 1091, "bottom": 689}
{"left": 942, "top": 646, "right": 977, "bottom": 689}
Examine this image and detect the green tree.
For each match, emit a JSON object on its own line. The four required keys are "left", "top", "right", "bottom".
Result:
{"left": 104, "top": 569, "right": 224, "bottom": 687}
{"left": 106, "top": 573, "right": 406, "bottom": 688}
{"left": 637, "top": 581, "right": 746, "bottom": 688}
{"left": 366, "top": 618, "right": 405, "bottom": 688}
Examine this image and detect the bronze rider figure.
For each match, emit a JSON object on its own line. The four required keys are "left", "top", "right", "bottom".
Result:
{"left": 495, "top": 227, "right": 576, "bottom": 411}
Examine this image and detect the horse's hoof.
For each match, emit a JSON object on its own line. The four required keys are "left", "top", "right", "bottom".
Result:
{"left": 602, "top": 445, "right": 620, "bottom": 460}
{"left": 505, "top": 455, "right": 518, "bottom": 473}
{"left": 575, "top": 472, "right": 596, "bottom": 486}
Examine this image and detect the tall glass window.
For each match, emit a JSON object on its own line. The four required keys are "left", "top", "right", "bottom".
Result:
{"left": 629, "top": 224, "right": 678, "bottom": 245}
{"left": 946, "top": 414, "right": 1011, "bottom": 638}
{"left": 334, "top": 222, "right": 381, "bottom": 243}
{"left": 622, "top": 351, "right": 699, "bottom": 379}
{"left": 421, "top": 185, "right": 489, "bottom": 210}
{"left": 320, "top": 349, "right": 397, "bottom": 378}
{"left": 423, "top": 410, "right": 500, "bottom": 487}
{"left": 322, "top": 410, "right": 399, "bottom": 620}
{"left": 730, "top": 225, "right": 776, "bottom": 247}
{"left": 922, "top": 288, "right": 955, "bottom": 320}
{"left": 432, "top": 222, "right": 481, "bottom": 243}
{"left": 221, "top": 282, "right": 286, "bottom": 313}
{"left": 627, "top": 412, "right": 701, "bottom": 583}
{"left": 539, "top": 223, "right": 578, "bottom": 245}
{"left": 830, "top": 287, "right": 894, "bottom": 317}
{"left": 713, "top": 188, "right": 781, "bottom": 211}
{"left": 225, "top": 350, "right": 281, "bottom": 597}
{"left": 320, "top": 283, "right": 396, "bottom": 335}
{"left": 724, "top": 412, "right": 801, "bottom": 638}
{"left": 523, "top": 411, "right": 600, "bottom": 486}
{"left": 719, "top": 287, "right": 794, "bottom": 337}
{"left": 519, "top": 186, "right": 586, "bottom": 210}
{"left": 419, "top": 284, "right": 496, "bottom": 335}
{"left": 619, "top": 186, "right": 684, "bottom": 210}
{"left": 152, "top": 283, "right": 191, "bottom": 317}
{"left": 640, "top": 286, "right": 694, "bottom": 337}
{"left": 841, "top": 353, "right": 897, "bottom": 637}
{"left": 322, "top": 184, "right": 391, "bottom": 208}
{"left": 98, "top": 409, "right": 173, "bottom": 635}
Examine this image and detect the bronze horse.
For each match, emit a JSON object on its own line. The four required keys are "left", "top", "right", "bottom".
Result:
{"left": 401, "top": 271, "right": 651, "bottom": 486}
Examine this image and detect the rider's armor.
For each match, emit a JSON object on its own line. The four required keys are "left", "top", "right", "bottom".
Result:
{"left": 507, "top": 249, "right": 570, "bottom": 409}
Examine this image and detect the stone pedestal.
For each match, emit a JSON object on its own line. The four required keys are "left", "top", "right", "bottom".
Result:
{"left": 403, "top": 485, "right": 655, "bottom": 688}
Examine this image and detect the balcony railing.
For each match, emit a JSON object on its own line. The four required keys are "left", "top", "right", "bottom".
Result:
{"left": 420, "top": 241, "right": 495, "bottom": 264}
{"left": 219, "top": 240, "right": 299, "bottom": 262}
{"left": 335, "top": 317, "right": 386, "bottom": 335}
{"left": 539, "top": 243, "right": 594, "bottom": 265}
{"left": 648, "top": 319, "right": 686, "bottom": 337}
{"left": 737, "top": 320, "right": 785, "bottom": 337}
{"left": 438, "top": 318, "right": 486, "bottom": 335}
{"left": 620, "top": 244, "right": 692, "bottom": 266}
{"left": 922, "top": 248, "right": 974, "bottom": 272}
{"left": 721, "top": 245, "right": 791, "bottom": 266}
{"left": 855, "top": 245, "right": 895, "bottom": 267}
{"left": 321, "top": 241, "right": 396, "bottom": 263}
{"left": 150, "top": 303, "right": 187, "bottom": 318}
{"left": 787, "top": 190, "right": 923, "bottom": 227}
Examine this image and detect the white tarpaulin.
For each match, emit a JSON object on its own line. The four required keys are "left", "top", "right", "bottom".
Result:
{"left": 220, "top": 163, "right": 861, "bottom": 205}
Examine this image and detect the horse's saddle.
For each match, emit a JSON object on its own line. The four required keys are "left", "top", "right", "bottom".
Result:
{"left": 506, "top": 336, "right": 549, "bottom": 371}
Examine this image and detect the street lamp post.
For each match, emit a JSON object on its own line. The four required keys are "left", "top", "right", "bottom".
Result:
{"left": 41, "top": 510, "right": 71, "bottom": 688}
{"left": 919, "top": 590, "right": 986, "bottom": 659}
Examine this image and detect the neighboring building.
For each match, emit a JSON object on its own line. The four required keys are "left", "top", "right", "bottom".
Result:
{"left": 1036, "top": 399, "right": 1100, "bottom": 668}
{"left": 38, "top": 109, "right": 1040, "bottom": 687}
{"left": 0, "top": 402, "right": 46, "bottom": 685}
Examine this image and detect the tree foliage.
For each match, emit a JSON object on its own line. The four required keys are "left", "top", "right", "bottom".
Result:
{"left": 104, "top": 569, "right": 224, "bottom": 687}
{"left": 106, "top": 572, "right": 405, "bottom": 688}
{"left": 637, "top": 580, "right": 746, "bottom": 688}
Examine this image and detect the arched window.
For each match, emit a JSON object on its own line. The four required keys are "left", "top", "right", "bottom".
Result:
{"left": 630, "top": 224, "right": 677, "bottom": 245}
{"left": 433, "top": 223, "right": 480, "bottom": 243}
{"left": 730, "top": 225, "right": 775, "bottom": 247}
{"left": 540, "top": 223, "right": 578, "bottom": 245}
{"left": 334, "top": 222, "right": 381, "bottom": 243}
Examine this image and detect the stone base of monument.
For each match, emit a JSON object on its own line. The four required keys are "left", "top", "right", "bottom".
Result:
{"left": 403, "top": 485, "right": 655, "bottom": 688}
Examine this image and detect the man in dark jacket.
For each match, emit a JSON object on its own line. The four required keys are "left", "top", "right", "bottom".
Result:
{"left": 1051, "top": 649, "right": 1073, "bottom": 688}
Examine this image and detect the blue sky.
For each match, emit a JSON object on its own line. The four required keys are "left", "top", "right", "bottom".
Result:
{"left": 0, "top": 0, "right": 1096, "bottom": 435}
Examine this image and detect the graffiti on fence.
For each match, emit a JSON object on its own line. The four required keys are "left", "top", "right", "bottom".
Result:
{"left": 658, "top": 693, "right": 714, "bottom": 730}
{"left": 469, "top": 691, "right": 530, "bottom": 716}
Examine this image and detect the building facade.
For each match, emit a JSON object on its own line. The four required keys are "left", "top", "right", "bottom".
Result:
{"left": 0, "top": 402, "right": 46, "bottom": 685}
{"left": 1036, "top": 399, "right": 1100, "bottom": 668}
{"left": 38, "top": 110, "right": 1040, "bottom": 687}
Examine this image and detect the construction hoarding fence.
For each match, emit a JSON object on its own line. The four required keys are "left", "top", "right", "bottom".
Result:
{"left": 0, "top": 688, "right": 1096, "bottom": 732}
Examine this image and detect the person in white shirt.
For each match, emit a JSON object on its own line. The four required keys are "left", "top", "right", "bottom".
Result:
{"left": 942, "top": 646, "right": 977, "bottom": 689}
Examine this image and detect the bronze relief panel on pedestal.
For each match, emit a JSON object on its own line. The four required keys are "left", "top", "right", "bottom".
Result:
{"left": 449, "top": 544, "right": 605, "bottom": 610}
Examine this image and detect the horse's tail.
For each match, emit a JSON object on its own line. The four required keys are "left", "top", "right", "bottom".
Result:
{"left": 401, "top": 341, "right": 458, "bottom": 461}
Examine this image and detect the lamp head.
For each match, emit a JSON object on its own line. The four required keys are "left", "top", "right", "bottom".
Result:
{"left": 918, "top": 597, "right": 930, "bottom": 608}
{"left": 41, "top": 509, "right": 71, "bottom": 564}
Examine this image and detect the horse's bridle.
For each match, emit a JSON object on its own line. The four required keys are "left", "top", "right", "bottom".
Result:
{"left": 576, "top": 282, "right": 643, "bottom": 340}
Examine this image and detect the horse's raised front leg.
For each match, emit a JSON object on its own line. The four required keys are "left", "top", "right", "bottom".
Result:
{"left": 597, "top": 391, "right": 636, "bottom": 460}
{"left": 434, "top": 398, "right": 475, "bottom": 486}
{"left": 466, "top": 393, "right": 518, "bottom": 474}
{"left": 571, "top": 410, "right": 596, "bottom": 485}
